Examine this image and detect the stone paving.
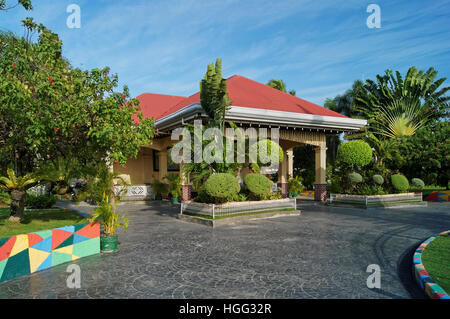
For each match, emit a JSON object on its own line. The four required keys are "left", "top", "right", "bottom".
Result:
{"left": 0, "top": 200, "right": 449, "bottom": 299}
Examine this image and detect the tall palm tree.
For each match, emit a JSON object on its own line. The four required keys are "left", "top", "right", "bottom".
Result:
{"left": 267, "top": 79, "right": 296, "bottom": 96}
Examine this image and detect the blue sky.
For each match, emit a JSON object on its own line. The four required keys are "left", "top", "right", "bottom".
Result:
{"left": 1, "top": 0, "right": 450, "bottom": 105}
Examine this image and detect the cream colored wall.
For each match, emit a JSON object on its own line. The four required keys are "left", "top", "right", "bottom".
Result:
{"left": 113, "top": 147, "right": 155, "bottom": 185}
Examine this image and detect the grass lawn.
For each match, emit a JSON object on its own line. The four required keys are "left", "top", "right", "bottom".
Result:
{"left": 422, "top": 234, "right": 450, "bottom": 294}
{"left": 0, "top": 207, "right": 89, "bottom": 239}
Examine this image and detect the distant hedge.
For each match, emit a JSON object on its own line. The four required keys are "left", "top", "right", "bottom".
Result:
{"left": 411, "top": 178, "right": 425, "bottom": 190}
{"left": 25, "top": 195, "right": 56, "bottom": 209}
{"left": 372, "top": 175, "right": 384, "bottom": 185}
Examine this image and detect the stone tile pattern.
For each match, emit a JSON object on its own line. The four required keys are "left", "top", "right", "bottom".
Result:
{"left": 413, "top": 230, "right": 450, "bottom": 299}
{"left": 1, "top": 201, "right": 449, "bottom": 299}
{"left": 0, "top": 222, "right": 100, "bottom": 283}
{"left": 314, "top": 184, "right": 327, "bottom": 201}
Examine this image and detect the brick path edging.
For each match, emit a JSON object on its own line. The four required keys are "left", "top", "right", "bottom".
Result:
{"left": 413, "top": 230, "right": 450, "bottom": 299}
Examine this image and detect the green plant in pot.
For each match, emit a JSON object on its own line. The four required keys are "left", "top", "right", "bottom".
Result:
{"left": 90, "top": 193, "right": 129, "bottom": 252}
{"left": 164, "top": 173, "right": 182, "bottom": 204}
{"left": 288, "top": 176, "right": 304, "bottom": 197}
{"left": 151, "top": 180, "right": 168, "bottom": 200}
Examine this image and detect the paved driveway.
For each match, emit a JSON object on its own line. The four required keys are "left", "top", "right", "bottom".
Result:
{"left": 1, "top": 200, "right": 449, "bottom": 299}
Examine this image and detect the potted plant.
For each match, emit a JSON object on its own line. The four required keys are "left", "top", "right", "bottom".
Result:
{"left": 288, "top": 176, "right": 304, "bottom": 198}
{"left": 90, "top": 193, "right": 129, "bottom": 252}
{"left": 164, "top": 173, "right": 182, "bottom": 204}
{"left": 151, "top": 180, "right": 168, "bottom": 200}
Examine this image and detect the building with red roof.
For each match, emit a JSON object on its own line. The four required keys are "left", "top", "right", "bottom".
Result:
{"left": 114, "top": 75, "right": 366, "bottom": 201}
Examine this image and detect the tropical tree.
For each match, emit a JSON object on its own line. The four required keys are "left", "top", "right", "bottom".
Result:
{"left": 0, "top": 168, "right": 36, "bottom": 221}
{"left": 200, "top": 58, "right": 231, "bottom": 134}
{"left": 267, "top": 79, "right": 296, "bottom": 96}
{"left": 354, "top": 66, "right": 449, "bottom": 138}
{"left": 324, "top": 80, "right": 366, "bottom": 118}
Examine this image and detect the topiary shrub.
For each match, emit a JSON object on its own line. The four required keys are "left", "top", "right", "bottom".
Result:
{"left": 336, "top": 141, "right": 373, "bottom": 168}
{"left": 411, "top": 178, "right": 425, "bottom": 190}
{"left": 391, "top": 174, "right": 409, "bottom": 192}
{"left": 244, "top": 173, "right": 273, "bottom": 198}
{"left": 204, "top": 173, "right": 240, "bottom": 202}
{"left": 348, "top": 172, "right": 363, "bottom": 184}
{"left": 372, "top": 174, "right": 384, "bottom": 185}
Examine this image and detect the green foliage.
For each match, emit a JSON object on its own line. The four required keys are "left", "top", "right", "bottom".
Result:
{"left": 204, "top": 173, "right": 240, "bottom": 202}
{"left": 411, "top": 178, "right": 425, "bottom": 190}
{"left": 76, "top": 163, "right": 128, "bottom": 203}
{"left": 90, "top": 194, "right": 129, "bottom": 237}
{"left": 249, "top": 139, "right": 284, "bottom": 172}
{"left": 348, "top": 172, "right": 363, "bottom": 184}
{"left": 0, "top": 24, "right": 155, "bottom": 176}
{"left": 336, "top": 141, "right": 373, "bottom": 168}
{"left": 293, "top": 145, "right": 315, "bottom": 189}
{"left": 25, "top": 194, "right": 56, "bottom": 209}
{"left": 0, "top": 0, "right": 32, "bottom": 11}
{"left": 288, "top": 176, "right": 304, "bottom": 194}
{"left": 353, "top": 184, "right": 386, "bottom": 195}
{"left": 244, "top": 173, "right": 273, "bottom": 198}
{"left": 193, "top": 189, "right": 215, "bottom": 204}
{"left": 391, "top": 174, "right": 410, "bottom": 192}
{"left": 395, "top": 122, "right": 449, "bottom": 187}
{"left": 164, "top": 173, "right": 181, "bottom": 198}
{"left": 0, "top": 168, "right": 36, "bottom": 191}
{"left": 372, "top": 174, "right": 384, "bottom": 185}
{"left": 200, "top": 58, "right": 231, "bottom": 132}
{"left": 0, "top": 191, "right": 10, "bottom": 204}
{"left": 266, "top": 79, "right": 296, "bottom": 96}
{"left": 151, "top": 180, "right": 168, "bottom": 197}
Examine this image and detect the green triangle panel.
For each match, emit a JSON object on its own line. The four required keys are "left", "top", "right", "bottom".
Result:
{"left": 0, "top": 249, "right": 30, "bottom": 283}
{"left": 51, "top": 251, "right": 73, "bottom": 267}
{"left": 73, "top": 237, "right": 100, "bottom": 258}
{"left": 74, "top": 223, "right": 89, "bottom": 232}
{"left": 0, "top": 237, "right": 9, "bottom": 247}
{"left": 55, "top": 234, "right": 74, "bottom": 250}
{"left": 34, "top": 229, "right": 52, "bottom": 240}
{"left": 0, "top": 259, "right": 7, "bottom": 281}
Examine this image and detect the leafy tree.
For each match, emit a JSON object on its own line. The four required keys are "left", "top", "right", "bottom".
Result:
{"left": 324, "top": 80, "right": 366, "bottom": 118}
{"left": 0, "top": 21, "right": 155, "bottom": 217}
{"left": 0, "top": 0, "right": 32, "bottom": 11}
{"left": 0, "top": 21, "right": 155, "bottom": 176}
{"left": 200, "top": 58, "right": 231, "bottom": 133}
{"left": 395, "top": 121, "right": 449, "bottom": 187}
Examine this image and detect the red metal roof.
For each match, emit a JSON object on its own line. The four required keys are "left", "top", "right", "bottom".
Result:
{"left": 136, "top": 75, "right": 347, "bottom": 121}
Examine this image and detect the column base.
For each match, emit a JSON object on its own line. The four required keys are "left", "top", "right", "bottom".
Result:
{"left": 314, "top": 184, "right": 327, "bottom": 201}
{"left": 182, "top": 185, "right": 192, "bottom": 202}
{"left": 281, "top": 183, "right": 288, "bottom": 198}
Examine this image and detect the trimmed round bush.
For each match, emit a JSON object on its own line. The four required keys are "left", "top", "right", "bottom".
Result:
{"left": 244, "top": 173, "right": 273, "bottom": 197}
{"left": 411, "top": 178, "right": 425, "bottom": 190}
{"left": 204, "top": 173, "right": 240, "bottom": 200}
{"left": 348, "top": 172, "right": 363, "bottom": 184}
{"left": 391, "top": 174, "right": 409, "bottom": 192}
{"left": 372, "top": 174, "right": 384, "bottom": 185}
{"left": 336, "top": 141, "right": 373, "bottom": 167}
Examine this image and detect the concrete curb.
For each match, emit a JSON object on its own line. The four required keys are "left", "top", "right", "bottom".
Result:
{"left": 178, "top": 210, "right": 301, "bottom": 228}
{"left": 413, "top": 230, "right": 450, "bottom": 299}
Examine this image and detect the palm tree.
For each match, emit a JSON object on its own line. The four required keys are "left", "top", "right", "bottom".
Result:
{"left": 0, "top": 169, "right": 37, "bottom": 222}
{"left": 267, "top": 79, "right": 296, "bottom": 96}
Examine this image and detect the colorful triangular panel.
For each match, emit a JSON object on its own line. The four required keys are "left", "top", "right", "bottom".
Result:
{"left": 31, "top": 236, "right": 52, "bottom": 253}
{"left": 34, "top": 229, "right": 52, "bottom": 240}
{"left": 36, "top": 254, "right": 52, "bottom": 272}
{"left": 9, "top": 235, "right": 29, "bottom": 257}
{"left": 27, "top": 233, "right": 43, "bottom": 247}
{"left": 0, "top": 259, "right": 7, "bottom": 280}
{"left": 51, "top": 229, "right": 73, "bottom": 250}
{"left": 0, "top": 249, "right": 30, "bottom": 283}
{"left": 55, "top": 234, "right": 74, "bottom": 250}
{"left": 51, "top": 251, "right": 73, "bottom": 266}
{"left": 75, "top": 223, "right": 99, "bottom": 239}
{"left": 73, "top": 237, "right": 100, "bottom": 258}
{"left": 73, "top": 234, "right": 91, "bottom": 245}
{"left": 28, "top": 248, "right": 51, "bottom": 273}
{"left": 0, "top": 236, "right": 17, "bottom": 262}
{"left": 54, "top": 245, "right": 73, "bottom": 256}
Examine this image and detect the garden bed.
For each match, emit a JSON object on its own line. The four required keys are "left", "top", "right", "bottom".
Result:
{"left": 327, "top": 193, "right": 425, "bottom": 208}
{"left": 179, "top": 198, "right": 300, "bottom": 227}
